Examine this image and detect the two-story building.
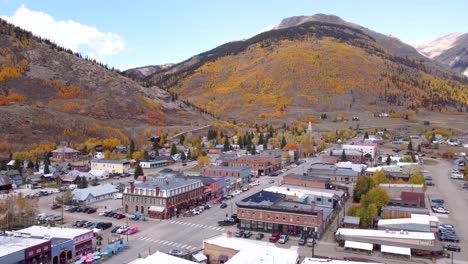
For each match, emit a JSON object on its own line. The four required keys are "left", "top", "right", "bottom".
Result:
{"left": 91, "top": 159, "right": 130, "bottom": 174}
{"left": 283, "top": 174, "right": 331, "bottom": 189}
{"left": 51, "top": 147, "right": 80, "bottom": 161}
{"left": 0, "top": 236, "right": 51, "bottom": 264}
{"left": 307, "top": 163, "right": 361, "bottom": 183}
{"left": 228, "top": 154, "right": 282, "bottom": 176}
{"left": 123, "top": 175, "right": 204, "bottom": 219}
{"left": 176, "top": 175, "right": 225, "bottom": 201}
{"left": 202, "top": 166, "right": 251, "bottom": 187}
{"left": 236, "top": 190, "right": 324, "bottom": 237}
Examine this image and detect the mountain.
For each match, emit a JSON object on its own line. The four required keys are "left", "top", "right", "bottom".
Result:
{"left": 272, "top": 14, "right": 427, "bottom": 60}
{"left": 413, "top": 32, "right": 468, "bottom": 77}
{"left": 0, "top": 19, "right": 211, "bottom": 150}
{"left": 127, "top": 15, "right": 468, "bottom": 122}
{"left": 124, "top": 64, "right": 174, "bottom": 80}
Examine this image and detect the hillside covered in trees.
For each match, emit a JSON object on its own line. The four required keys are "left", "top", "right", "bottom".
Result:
{"left": 0, "top": 18, "right": 213, "bottom": 150}
{"left": 131, "top": 21, "right": 468, "bottom": 121}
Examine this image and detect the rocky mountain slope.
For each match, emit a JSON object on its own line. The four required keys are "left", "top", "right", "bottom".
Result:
{"left": 0, "top": 19, "right": 211, "bottom": 150}
{"left": 124, "top": 64, "right": 174, "bottom": 80}
{"left": 126, "top": 16, "right": 468, "bottom": 122}
{"left": 413, "top": 32, "right": 468, "bottom": 77}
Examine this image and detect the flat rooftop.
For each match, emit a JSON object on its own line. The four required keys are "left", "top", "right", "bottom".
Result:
{"left": 128, "top": 251, "right": 195, "bottom": 264}
{"left": 264, "top": 185, "right": 344, "bottom": 199}
{"left": 17, "top": 226, "right": 92, "bottom": 240}
{"left": 204, "top": 235, "right": 298, "bottom": 264}
{"left": 0, "top": 236, "right": 49, "bottom": 256}
{"left": 284, "top": 174, "right": 330, "bottom": 183}
{"left": 336, "top": 228, "right": 435, "bottom": 240}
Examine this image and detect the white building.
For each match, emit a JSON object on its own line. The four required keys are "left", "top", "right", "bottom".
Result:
{"left": 128, "top": 251, "right": 195, "bottom": 264}
{"left": 91, "top": 160, "right": 130, "bottom": 174}
{"left": 342, "top": 144, "right": 377, "bottom": 159}
{"left": 72, "top": 184, "right": 119, "bottom": 205}
{"left": 377, "top": 214, "right": 439, "bottom": 232}
{"left": 336, "top": 162, "right": 367, "bottom": 173}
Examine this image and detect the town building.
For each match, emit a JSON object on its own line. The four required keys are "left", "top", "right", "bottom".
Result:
{"left": 16, "top": 226, "right": 95, "bottom": 261}
{"left": 0, "top": 175, "right": 13, "bottom": 193}
{"left": 202, "top": 166, "right": 251, "bottom": 187}
{"left": 331, "top": 149, "right": 365, "bottom": 164}
{"left": 0, "top": 236, "right": 51, "bottom": 264}
{"left": 388, "top": 192, "right": 425, "bottom": 208}
{"left": 342, "top": 144, "right": 377, "bottom": 159}
{"left": 128, "top": 251, "right": 196, "bottom": 264}
{"left": 342, "top": 216, "right": 361, "bottom": 229}
{"left": 335, "top": 228, "right": 441, "bottom": 257}
{"left": 123, "top": 175, "right": 204, "bottom": 219}
{"left": 203, "top": 234, "right": 298, "bottom": 264}
{"left": 283, "top": 174, "right": 331, "bottom": 189}
{"left": 51, "top": 147, "right": 80, "bottom": 161}
{"left": 236, "top": 190, "right": 324, "bottom": 237}
{"left": 228, "top": 154, "right": 282, "bottom": 176}
{"left": 381, "top": 206, "right": 430, "bottom": 219}
{"left": 57, "top": 173, "right": 81, "bottom": 186}
{"left": 302, "top": 258, "right": 380, "bottom": 264}
{"left": 71, "top": 184, "right": 119, "bottom": 205}
{"left": 0, "top": 169, "right": 22, "bottom": 186}
{"left": 379, "top": 184, "right": 424, "bottom": 200}
{"left": 140, "top": 156, "right": 174, "bottom": 168}
{"left": 307, "top": 163, "right": 361, "bottom": 183}
{"left": 176, "top": 175, "right": 225, "bottom": 201}
{"left": 91, "top": 159, "right": 131, "bottom": 174}
{"left": 264, "top": 185, "right": 346, "bottom": 210}
{"left": 377, "top": 214, "right": 439, "bottom": 233}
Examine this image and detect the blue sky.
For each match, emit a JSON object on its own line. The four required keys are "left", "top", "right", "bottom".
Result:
{"left": 1, "top": 1, "right": 467, "bottom": 70}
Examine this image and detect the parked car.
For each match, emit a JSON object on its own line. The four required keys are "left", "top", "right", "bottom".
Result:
{"left": 440, "top": 224, "right": 455, "bottom": 229}
{"left": 51, "top": 204, "right": 61, "bottom": 210}
{"left": 220, "top": 203, "right": 228, "bottom": 209}
{"left": 307, "top": 239, "right": 316, "bottom": 247}
{"left": 114, "top": 213, "right": 125, "bottom": 219}
{"left": 269, "top": 233, "right": 280, "bottom": 243}
{"left": 278, "top": 234, "right": 289, "bottom": 244}
{"left": 116, "top": 226, "right": 129, "bottom": 234}
{"left": 235, "top": 230, "right": 244, "bottom": 238}
{"left": 256, "top": 233, "right": 264, "bottom": 240}
{"left": 432, "top": 207, "right": 449, "bottom": 214}
{"left": 130, "top": 214, "right": 141, "bottom": 220}
{"left": 99, "top": 211, "right": 109, "bottom": 216}
{"left": 111, "top": 226, "right": 120, "bottom": 233}
{"left": 444, "top": 244, "right": 461, "bottom": 252}
{"left": 204, "top": 204, "right": 211, "bottom": 210}
{"left": 426, "top": 181, "right": 435, "bottom": 186}
{"left": 167, "top": 249, "right": 183, "bottom": 256}
{"left": 86, "top": 208, "right": 97, "bottom": 214}
{"left": 218, "top": 219, "right": 236, "bottom": 226}
{"left": 83, "top": 221, "right": 94, "bottom": 228}
{"left": 298, "top": 237, "right": 307, "bottom": 246}
{"left": 440, "top": 234, "right": 459, "bottom": 243}
{"left": 431, "top": 198, "right": 444, "bottom": 204}
{"left": 108, "top": 212, "right": 117, "bottom": 218}
{"left": 75, "top": 220, "right": 87, "bottom": 227}
{"left": 243, "top": 231, "right": 253, "bottom": 238}
{"left": 127, "top": 226, "right": 138, "bottom": 235}
{"left": 51, "top": 215, "right": 63, "bottom": 222}
{"left": 268, "top": 180, "right": 275, "bottom": 184}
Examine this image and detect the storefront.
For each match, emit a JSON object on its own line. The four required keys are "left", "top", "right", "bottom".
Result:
{"left": 51, "top": 238, "right": 74, "bottom": 264}
{"left": 73, "top": 232, "right": 95, "bottom": 260}
{"left": 239, "top": 219, "right": 315, "bottom": 237}
{"left": 24, "top": 240, "right": 51, "bottom": 264}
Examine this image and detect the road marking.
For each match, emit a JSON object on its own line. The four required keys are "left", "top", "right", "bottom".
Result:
{"left": 162, "top": 240, "right": 169, "bottom": 245}
{"left": 180, "top": 245, "right": 187, "bottom": 249}
{"left": 167, "top": 242, "right": 174, "bottom": 246}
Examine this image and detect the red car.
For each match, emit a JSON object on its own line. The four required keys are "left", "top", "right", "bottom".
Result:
{"left": 269, "top": 233, "right": 280, "bottom": 243}
{"left": 114, "top": 213, "right": 125, "bottom": 219}
{"left": 86, "top": 208, "right": 97, "bottom": 214}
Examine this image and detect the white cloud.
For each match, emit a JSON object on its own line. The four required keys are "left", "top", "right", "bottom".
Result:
{"left": 1, "top": 5, "right": 124, "bottom": 59}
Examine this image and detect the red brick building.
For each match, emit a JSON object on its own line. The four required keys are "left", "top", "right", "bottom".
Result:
{"left": 228, "top": 154, "right": 282, "bottom": 176}
{"left": 283, "top": 174, "right": 331, "bottom": 189}
{"left": 236, "top": 190, "right": 324, "bottom": 237}
{"left": 202, "top": 166, "right": 251, "bottom": 186}
{"left": 51, "top": 147, "right": 80, "bottom": 161}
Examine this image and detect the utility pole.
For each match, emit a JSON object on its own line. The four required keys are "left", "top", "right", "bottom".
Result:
{"left": 126, "top": 216, "right": 129, "bottom": 242}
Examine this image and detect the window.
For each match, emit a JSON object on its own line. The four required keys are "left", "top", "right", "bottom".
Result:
{"left": 296, "top": 216, "right": 300, "bottom": 222}
{"left": 316, "top": 197, "right": 322, "bottom": 202}
{"left": 267, "top": 213, "right": 270, "bottom": 219}
{"left": 241, "top": 210, "right": 245, "bottom": 217}
{"left": 282, "top": 215, "right": 286, "bottom": 221}
{"left": 328, "top": 199, "right": 332, "bottom": 203}
{"left": 136, "top": 206, "right": 139, "bottom": 212}
{"left": 275, "top": 215, "right": 279, "bottom": 220}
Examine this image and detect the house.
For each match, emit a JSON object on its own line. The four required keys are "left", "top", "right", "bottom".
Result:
{"left": 57, "top": 173, "right": 81, "bottom": 186}
{"left": 0, "top": 175, "right": 13, "bottom": 193}
{"left": 71, "top": 184, "right": 119, "bottom": 205}
{"left": 51, "top": 147, "right": 80, "bottom": 161}
{"left": 91, "top": 159, "right": 130, "bottom": 174}
{"left": 0, "top": 169, "right": 22, "bottom": 186}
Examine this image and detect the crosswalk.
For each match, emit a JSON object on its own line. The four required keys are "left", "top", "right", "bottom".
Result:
{"left": 136, "top": 236, "right": 198, "bottom": 251}
{"left": 168, "top": 220, "right": 225, "bottom": 231}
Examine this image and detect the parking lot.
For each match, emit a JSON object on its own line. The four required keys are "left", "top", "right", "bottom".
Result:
{"left": 423, "top": 158, "right": 467, "bottom": 261}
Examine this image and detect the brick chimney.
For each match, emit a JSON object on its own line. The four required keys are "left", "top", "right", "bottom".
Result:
{"left": 310, "top": 201, "right": 315, "bottom": 212}
{"left": 130, "top": 182, "right": 135, "bottom": 193}
{"left": 155, "top": 186, "right": 160, "bottom": 196}
{"left": 143, "top": 176, "right": 147, "bottom": 183}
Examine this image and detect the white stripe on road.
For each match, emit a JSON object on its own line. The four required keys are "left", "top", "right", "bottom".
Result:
{"left": 180, "top": 245, "right": 187, "bottom": 249}
{"left": 167, "top": 242, "right": 174, "bottom": 246}
{"left": 162, "top": 240, "right": 169, "bottom": 245}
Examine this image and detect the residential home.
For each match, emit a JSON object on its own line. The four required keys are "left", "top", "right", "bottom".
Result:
{"left": 0, "top": 175, "right": 13, "bottom": 193}
{"left": 57, "top": 173, "right": 81, "bottom": 186}
{"left": 71, "top": 184, "right": 119, "bottom": 205}
{"left": 51, "top": 147, "right": 80, "bottom": 161}
{"left": 0, "top": 169, "right": 22, "bottom": 186}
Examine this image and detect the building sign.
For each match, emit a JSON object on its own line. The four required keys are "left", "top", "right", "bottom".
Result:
{"left": 73, "top": 232, "right": 94, "bottom": 244}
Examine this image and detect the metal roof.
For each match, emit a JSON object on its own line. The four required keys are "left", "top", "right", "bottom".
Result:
{"left": 135, "top": 175, "right": 202, "bottom": 190}
{"left": 72, "top": 183, "right": 118, "bottom": 201}
{"left": 91, "top": 159, "right": 130, "bottom": 164}
{"left": 343, "top": 216, "right": 360, "bottom": 225}
{"left": 17, "top": 226, "right": 92, "bottom": 240}
{"left": 52, "top": 147, "right": 79, "bottom": 153}
{"left": 336, "top": 228, "right": 435, "bottom": 240}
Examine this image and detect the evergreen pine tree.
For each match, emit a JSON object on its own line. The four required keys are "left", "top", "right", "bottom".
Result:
{"left": 281, "top": 136, "right": 287, "bottom": 149}
{"left": 238, "top": 137, "right": 244, "bottom": 149}
{"left": 364, "top": 131, "right": 369, "bottom": 140}
{"left": 340, "top": 150, "right": 348, "bottom": 162}
{"left": 386, "top": 155, "right": 391, "bottom": 165}
{"left": 223, "top": 136, "right": 230, "bottom": 151}
{"left": 180, "top": 150, "right": 187, "bottom": 161}
{"left": 263, "top": 137, "right": 268, "bottom": 150}
{"left": 170, "top": 143, "right": 177, "bottom": 156}
{"left": 250, "top": 146, "right": 256, "bottom": 155}
{"left": 35, "top": 159, "right": 39, "bottom": 171}
{"left": 180, "top": 134, "right": 186, "bottom": 145}
{"left": 134, "top": 164, "right": 143, "bottom": 179}
{"left": 27, "top": 160, "right": 34, "bottom": 169}
{"left": 44, "top": 163, "right": 50, "bottom": 174}
{"left": 187, "top": 149, "right": 191, "bottom": 160}
{"left": 258, "top": 133, "right": 264, "bottom": 145}
{"left": 143, "top": 150, "right": 149, "bottom": 161}
{"left": 129, "top": 139, "right": 135, "bottom": 157}
{"left": 408, "top": 140, "right": 413, "bottom": 151}
{"left": 80, "top": 176, "right": 88, "bottom": 188}
{"left": 14, "top": 159, "right": 21, "bottom": 170}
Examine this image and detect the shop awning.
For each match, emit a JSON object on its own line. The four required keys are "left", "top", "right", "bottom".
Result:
{"left": 344, "top": 240, "right": 373, "bottom": 251}
{"left": 381, "top": 245, "right": 411, "bottom": 256}
{"left": 148, "top": 206, "right": 165, "bottom": 212}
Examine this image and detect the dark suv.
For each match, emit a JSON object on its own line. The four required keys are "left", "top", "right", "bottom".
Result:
{"left": 444, "top": 244, "right": 461, "bottom": 252}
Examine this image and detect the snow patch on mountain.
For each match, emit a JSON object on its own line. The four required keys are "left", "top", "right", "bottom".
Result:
{"left": 413, "top": 32, "right": 465, "bottom": 59}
